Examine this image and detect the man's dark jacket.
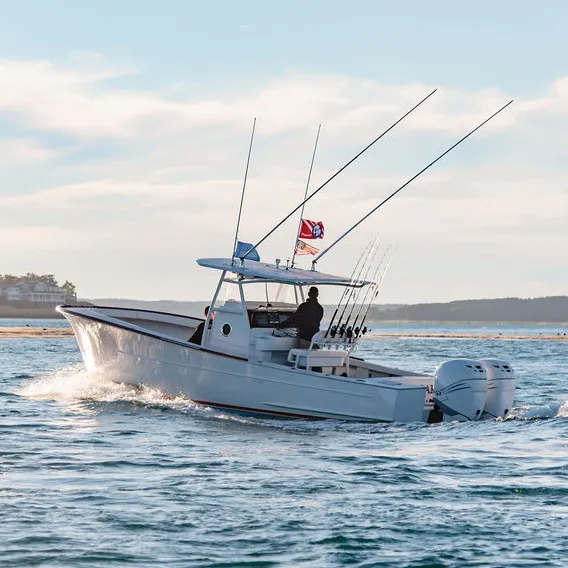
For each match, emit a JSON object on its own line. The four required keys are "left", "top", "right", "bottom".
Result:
{"left": 281, "top": 297, "right": 324, "bottom": 341}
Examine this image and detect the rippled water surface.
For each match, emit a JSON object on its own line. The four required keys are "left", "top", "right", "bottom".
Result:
{"left": 1, "top": 320, "right": 568, "bottom": 567}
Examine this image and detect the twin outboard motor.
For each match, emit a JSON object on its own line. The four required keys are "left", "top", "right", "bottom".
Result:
{"left": 478, "top": 359, "right": 516, "bottom": 419}
{"left": 432, "top": 358, "right": 515, "bottom": 422}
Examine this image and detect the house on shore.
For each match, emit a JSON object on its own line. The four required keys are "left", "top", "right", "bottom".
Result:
{"left": 0, "top": 280, "right": 65, "bottom": 306}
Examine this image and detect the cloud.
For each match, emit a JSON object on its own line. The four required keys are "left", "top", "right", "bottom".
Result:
{"left": 0, "top": 59, "right": 239, "bottom": 139}
{"left": 0, "top": 57, "right": 524, "bottom": 143}
{"left": 1, "top": 56, "right": 568, "bottom": 301}
{"left": 0, "top": 138, "right": 53, "bottom": 166}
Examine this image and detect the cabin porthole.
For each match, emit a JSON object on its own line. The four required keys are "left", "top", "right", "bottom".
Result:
{"left": 222, "top": 323, "right": 232, "bottom": 337}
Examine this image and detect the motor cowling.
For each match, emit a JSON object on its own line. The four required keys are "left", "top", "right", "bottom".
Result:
{"left": 478, "top": 359, "right": 515, "bottom": 419}
{"left": 433, "top": 359, "right": 488, "bottom": 421}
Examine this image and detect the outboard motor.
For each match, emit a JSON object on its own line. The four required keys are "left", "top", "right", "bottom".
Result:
{"left": 478, "top": 359, "right": 516, "bottom": 419}
{"left": 433, "top": 359, "right": 488, "bottom": 421}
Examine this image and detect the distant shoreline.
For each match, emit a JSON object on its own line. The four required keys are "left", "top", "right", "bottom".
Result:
{"left": 364, "top": 332, "right": 568, "bottom": 341}
{"left": 0, "top": 327, "right": 74, "bottom": 338}
{"left": 371, "top": 320, "right": 568, "bottom": 325}
{"left": 1, "top": 327, "right": 566, "bottom": 341}
{"left": 1, "top": 313, "right": 566, "bottom": 325}
{"left": 1, "top": 305, "right": 567, "bottom": 326}
{"left": 0, "top": 308, "right": 63, "bottom": 319}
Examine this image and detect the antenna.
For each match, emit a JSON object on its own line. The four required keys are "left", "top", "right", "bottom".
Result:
{"left": 291, "top": 124, "right": 321, "bottom": 268}
{"left": 231, "top": 118, "right": 257, "bottom": 264}
{"left": 312, "top": 99, "right": 514, "bottom": 268}
{"left": 240, "top": 89, "right": 438, "bottom": 261}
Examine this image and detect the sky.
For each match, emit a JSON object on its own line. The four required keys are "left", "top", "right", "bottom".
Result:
{"left": 0, "top": 0, "right": 567, "bottom": 304}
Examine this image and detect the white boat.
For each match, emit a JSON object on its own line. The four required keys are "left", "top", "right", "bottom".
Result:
{"left": 58, "top": 96, "right": 517, "bottom": 423}
{"left": 57, "top": 257, "right": 516, "bottom": 423}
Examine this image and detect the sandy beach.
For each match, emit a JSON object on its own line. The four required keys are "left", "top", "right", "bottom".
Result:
{"left": 364, "top": 332, "right": 568, "bottom": 341}
{"left": 0, "top": 327, "right": 75, "bottom": 338}
{"left": 1, "top": 327, "right": 566, "bottom": 341}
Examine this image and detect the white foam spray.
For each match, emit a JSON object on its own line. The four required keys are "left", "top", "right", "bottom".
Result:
{"left": 17, "top": 364, "right": 185, "bottom": 407}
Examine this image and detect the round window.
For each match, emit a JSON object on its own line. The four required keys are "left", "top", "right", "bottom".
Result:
{"left": 222, "top": 323, "right": 232, "bottom": 337}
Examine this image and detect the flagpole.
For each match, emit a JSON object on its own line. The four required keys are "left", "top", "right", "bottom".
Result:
{"left": 232, "top": 118, "right": 256, "bottom": 265}
{"left": 291, "top": 124, "right": 321, "bottom": 268}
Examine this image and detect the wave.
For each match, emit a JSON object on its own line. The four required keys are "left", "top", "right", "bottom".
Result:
{"left": 513, "top": 400, "right": 568, "bottom": 420}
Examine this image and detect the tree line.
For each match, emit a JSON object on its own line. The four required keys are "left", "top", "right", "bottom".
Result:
{"left": 367, "top": 296, "right": 568, "bottom": 323}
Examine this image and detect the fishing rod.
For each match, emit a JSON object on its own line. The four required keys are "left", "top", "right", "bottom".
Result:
{"left": 350, "top": 246, "right": 391, "bottom": 336}
{"left": 291, "top": 124, "right": 321, "bottom": 268}
{"left": 330, "top": 237, "right": 378, "bottom": 339}
{"left": 324, "top": 241, "right": 372, "bottom": 339}
{"left": 338, "top": 239, "right": 382, "bottom": 338}
{"left": 311, "top": 99, "right": 514, "bottom": 269}
{"left": 355, "top": 247, "right": 397, "bottom": 340}
{"left": 231, "top": 118, "right": 257, "bottom": 265}
{"left": 240, "top": 89, "right": 438, "bottom": 261}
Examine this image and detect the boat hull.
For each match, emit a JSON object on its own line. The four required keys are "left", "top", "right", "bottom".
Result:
{"left": 58, "top": 306, "right": 428, "bottom": 422}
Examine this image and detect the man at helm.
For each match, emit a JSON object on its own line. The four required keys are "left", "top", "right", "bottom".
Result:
{"left": 279, "top": 286, "right": 324, "bottom": 343}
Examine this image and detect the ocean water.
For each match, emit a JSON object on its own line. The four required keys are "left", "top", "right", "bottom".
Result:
{"left": 1, "top": 319, "right": 568, "bottom": 567}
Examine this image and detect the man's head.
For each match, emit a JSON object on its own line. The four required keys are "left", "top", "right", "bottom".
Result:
{"left": 204, "top": 305, "right": 210, "bottom": 316}
{"left": 308, "top": 286, "right": 319, "bottom": 299}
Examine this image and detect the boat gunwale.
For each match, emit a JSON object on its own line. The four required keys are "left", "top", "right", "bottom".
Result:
{"left": 57, "top": 305, "right": 428, "bottom": 391}
{"left": 56, "top": 304, "right": 249, "bottom": 362}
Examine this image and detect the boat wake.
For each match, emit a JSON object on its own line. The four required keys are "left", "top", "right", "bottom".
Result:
{"left": 512, "top": 400, "right": 568, "bottom": 421}
{"left": 16, "top": 365, "right": 568, "bottom": 429}
{"left": 17, "top": 364, "right": 188, "bottom": 409}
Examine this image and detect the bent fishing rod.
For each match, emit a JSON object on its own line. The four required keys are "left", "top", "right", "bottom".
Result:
{"left": 241, "top": 88, "right": 438, "bottom": 261}
{"left": 311, "top": 99, "right": 514, "bottom": 269}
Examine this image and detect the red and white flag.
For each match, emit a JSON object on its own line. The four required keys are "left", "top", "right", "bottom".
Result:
{"left": 295, "top": 239, "right": 319, "bottom": 256}
{"left": 299, "top": 219, "right": 324, "bottom": 239}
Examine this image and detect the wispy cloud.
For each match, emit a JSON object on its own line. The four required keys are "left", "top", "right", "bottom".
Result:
{"left": 1, "top": 56, "right": 567, "bottom": 301}
{"left": 0, "top": 58, "right": 526, "bottom": 141}
{"left": 0, "top": 138, "right": 53, "bottom": 166}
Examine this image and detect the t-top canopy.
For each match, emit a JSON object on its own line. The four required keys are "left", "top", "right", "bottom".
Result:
{"left": 197, "top": 258, "right": 370, "bottom": 287}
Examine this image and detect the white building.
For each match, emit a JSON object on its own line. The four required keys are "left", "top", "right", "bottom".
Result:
{"left": 0, "top": 281, "right": 65, "bottom": 305}
{"left": 6, "top": 286, "right": 21, "bottom": 301}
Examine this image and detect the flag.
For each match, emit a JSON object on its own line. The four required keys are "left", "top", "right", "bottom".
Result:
{"left": 234, "top": 241, "right": 260, "bottom": 261}
{"left": 299, "top": 219, "right": 324, "bottom": 239}
{"left": 295, "top": 239, "right": 319, "bottom": 256}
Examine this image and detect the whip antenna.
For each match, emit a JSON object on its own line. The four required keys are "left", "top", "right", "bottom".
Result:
{"left": 241, "top": 89, "right": 438, "bottom": 260}
{"left": 291, "top": 124, "right": 321, "bottom": 268}
{"left": 312, "top": 99, "right": 514, "bottom": 268}
{"left": 232, "top": 118, "right": 257, "bottom": 264}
